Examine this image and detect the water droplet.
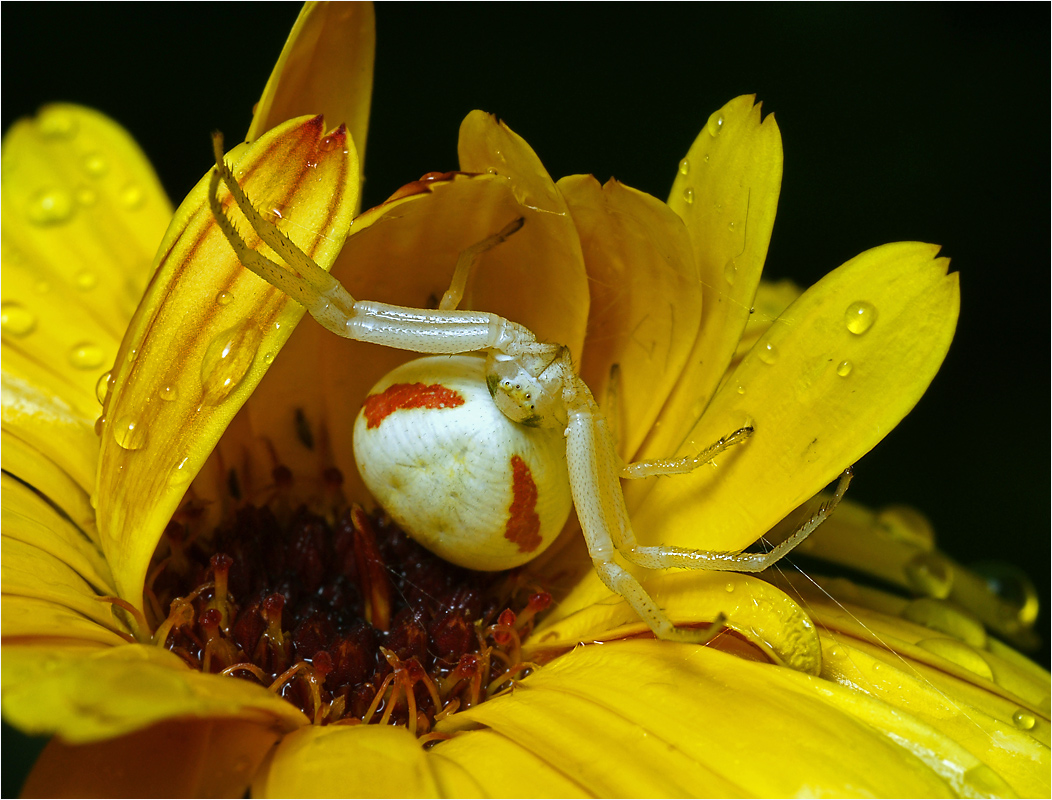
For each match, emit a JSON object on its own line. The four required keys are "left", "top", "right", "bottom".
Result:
{"left": 263, "top": 352, "right": 275, "bottom": 365}
{"left": 971, "top": 562, "right": 1040, "bottom": 627}
{"left": 27, "top": 187, "right": 74, "bottom": 225}
{"left": 961, "top": 765, "right": 1011, "bottom": 797}
{"left": 735, "top": 385, "right": 745, "bottom": 395}
{"left": 706, "top": 111, "right": 725, "bottom": 137}
{"left": 1011, "top": 709, "right": 1036, "bottom": 731}
{"left": 728, "top": 221, "right": 736, "bottom": 232}
{"left": 160, "top": 385, "right": 178, "bottom": 402}
{"left": 126, "top": 348, "right": 139, "bottom": 363}
{"left": 827, "top": 646, "right": 843, "bottom": 659}
{"left": 38, "top": 108, "right": 78, "bottom": 139}
{"left": 215, "top": 290, "right": 233, "bottom": 306}
{"left": 875, "top": 505, "right": 935, "bottom": 549}
{"left": 703, "top": 154, "right": 710, "bottom": 163}
{"left": 89, "top": 490, "right": 98, "bottom": 509}
{"left": 724, "top": 583, "right": 735, "bottom": 593}
{"left": 1, "top": 302, "right": 37, "bottom": 337}
{"left": 120, "top": 183, "right": 145, "bottom": 210}
{"left": 723, "top": 258, "right": 737, "bottom": 285}
{"left": 682, "top": 186, "right": 694, "bottom": 205}
{"left": 112, "top": 415, "right": 147, "bottom": 450}
{"left": 75, "top": 269, "right": 98, "bottom": 291}
{"left": 836, "top": 360, "right": 853, "bottom": 377}
{"left": 758, "top": 342, "right": 779, "bottom": 365}
{"left": 678, "top": 158, "right": 690, "bottom": 176}
{"left": 95, "top": 371, "right": 113, "bottom": 404}
{"left": 82, "top": 152, "right": 108, "bottom": 177}
{"left": 168, "top": 457, "right": 192, "bottom": 487}
{"left": 902, "top": 597, "right": 986, "bottom": 648}
{"left": 200, "top": 325, "right": 263, "bottom": 405}
{"left": 917, "top": 638, "right": 993, "bottom": 679}
{"left": 93, "top": 415, "right": 106, "bottom": 436}
{"left": 270, "top": 205, "right": 286, "bottom": 220}
{"left": 844, "top": 300, "right": 877, "bottom": 335}
{"left": 320, "top": 135, "right": 339, "bottom": 152}
{"left": 904, "top": 552, "right": 954, "bottom": 599}
{"left": 75, "top": 187, "right": 97, "bottom": 207}
{"left": 68, "top": 342, "right": 105, "bottom": 370}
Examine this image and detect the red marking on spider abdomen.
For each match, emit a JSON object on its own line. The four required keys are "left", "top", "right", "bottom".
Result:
{"left": 505, "top": 455, "right": 541, "bottom": 553}
{"left": 362, "top": 382, "right": 464, "bottom": 429}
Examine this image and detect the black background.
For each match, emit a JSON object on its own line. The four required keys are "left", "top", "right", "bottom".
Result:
{"left": 3, "top": 3, "right": 1048, "bottom": 792}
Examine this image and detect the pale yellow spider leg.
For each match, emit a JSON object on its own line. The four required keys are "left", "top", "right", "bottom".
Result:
{"left": 620, "top": 426, "right": 754, "bottom": 479}
{"left": 439, "top": 217, "right": 525, "bottom": 311}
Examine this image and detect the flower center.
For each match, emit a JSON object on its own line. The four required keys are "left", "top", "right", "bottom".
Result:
{"left": 148, "top": 467, "right": 550, "bottom": 737}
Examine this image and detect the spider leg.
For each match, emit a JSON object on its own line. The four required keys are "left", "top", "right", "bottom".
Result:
{"left": 620, "top": 426, "right": 754, "bottom": 479}
{"left": 439, "top": 217, "right": 525, "bottom": 311}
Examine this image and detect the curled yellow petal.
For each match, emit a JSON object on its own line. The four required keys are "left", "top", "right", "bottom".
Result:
{"left": 96, "top": 115, "right": 359, "bottom": 607}
{"left": 633, "top": 241, "right": 960, "bottom": 552}
{"left": 249, "top": 1, "right": 375, "bottom": 185}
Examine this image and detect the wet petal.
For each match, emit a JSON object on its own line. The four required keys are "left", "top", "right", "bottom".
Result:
{"left": 253, "top": 724, "right": 438, "bottom": 798}
{"left": 632, "top": 242, "right": 959, "bottom": 552}
{"left": 1, "top": 105, "right": 170, "bottom": 400}
{"left": 2, "top": 596, "right": 129, "bottom": 646}
{"left": 441, "top": 639, "right": 988, "bottom": 797}
{"left": 529, "top": 571, "right": 822, "bottom": 675}
{"left": 558, "top": 174, "right": 701, "bottom": 461}
{"left": 22, "top": 716, "right": 279, "bottom": 798}
{"left": 249, "top": 1, "right": 375, "bottom": 185}
{"left": 96, "top": 116, "right": 358, "bottom": 606}
{"left": 2, "top": 643, "right": 305, "bottom": 743}
{"left": 638, "top": 95, "right": 782, "bottom": 464}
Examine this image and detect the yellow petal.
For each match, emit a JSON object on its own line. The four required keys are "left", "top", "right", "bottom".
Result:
{"left": 2, "top": 597, "right": 129, "bottom": 647}
{"left": 529, "top": 570, "right": 822, "bottom": 675}
{"left": 253, "top": 724, "right": 438, "bottom": 798}
{"left": 1, "top": 104, "right": 171, "bottom": 399}
{"left": 2, "top": 643, "right": 305, "bottom": 743}
{"left": 632, "top": 242, "right": 960, "bottom": 552}
{"left": 96, "top": 115, "right": 358, "bottom": 606}
{"left": 558, "top": 174, "right": 701, "bottom": 461}
{"left": 1, "top": 429, "right": 96, "bottom": 540}
{"left": 249, "top": 1, "right": 376, "bottom": 187}
{"left": 441, "top": 639, "right": 991, "bottom": 797}
{"left": 638, "top": 95, "right": 782, "bottom": 464}
{"left": 22, "top": 716, "right": 279, "bottom": 799}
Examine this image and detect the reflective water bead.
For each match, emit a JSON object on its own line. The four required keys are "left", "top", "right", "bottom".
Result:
{"left": 682, "top": 186, "right": 694, "bottom": 205}
{"left": 1011, "top": 709, "right": 1036, "bottom": 731}
{"left": 678, "top": 158, "right": 690, "bottom": 176}
{"left": 706, "top": 111, "right": 724, "bottom": 137}
{"left": 168, "top": 457, "right": 192, "bottom": 487}
{"left": 27, "top": 187, "right": 74, "bottom": 225}
{"left": 82, "top": 152, "right": 108, "bottom": 177}
{"left": 112, "top": 415, "right": 148, "bottom": 450}
{"left": 68, "top": 342, "right": 105, "bottom": 370}
{"left": 844, "top": 300, "right": 877, "bottom": 335}
{"left": 95, "top": 371, "right": 113, "bottom": 404}
{"left": 758, "top": 341, "right": 779, "bottom": 365}
{"left": 904, "top": 551, "right": 954, "bottom": 599}
{"left": 159, "top": 385, "right": 179, "bottom": 402}
{"left": 836, "top": 360, "right": 853, "bottom": 377}
{"left": 200, "top": 325, "right": 263, "bottom": 405}
{"left": 75, "top": 269, "right": 98, "bottom": 291}
{"left": 723, "top": 258, "right": 737, "bottom": 285}
{"left": 215, "top": 290, "right": 233, "bottom": 306}
{"left": 38, "top": 108, "right": 78, "bottom": 139}
{"left": 1, "top": 302, "right": 37, "bottom": 337}
{"left": 263, "top": 352, "right": 275, "bottom": 365}
{"left": 120, "top": 183, "right": 145, "bottom": 210}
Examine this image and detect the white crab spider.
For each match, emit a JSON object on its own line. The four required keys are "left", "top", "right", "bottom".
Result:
{"left": 208, "top": 133, "right": 851, "bottom": 643}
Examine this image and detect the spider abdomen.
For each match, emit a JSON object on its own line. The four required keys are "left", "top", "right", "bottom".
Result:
{"left": 353, "top": 355, "right": 572, "bottom": 571}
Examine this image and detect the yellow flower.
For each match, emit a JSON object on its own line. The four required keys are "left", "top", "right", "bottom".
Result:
{"left": 3, "top": 3, "right": 1048, "bottom": 798}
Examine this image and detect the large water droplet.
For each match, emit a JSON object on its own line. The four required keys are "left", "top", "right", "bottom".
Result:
{"left": 904, "top": 552, "right": 954, "bottom": 599}
{"left": 27, "top": 187, "right": 74, "bottom": 225}
{"left": 200, "top": 325, "right": 263, "bottom": 405}
{"left": 836, "top": 360, "right": 853, "bottom": 377}
{"left": 1, "top": 302, "right": 37, "bottom": 337}
{"left": 82, "top": 152, "right": 108, "bottom": 177}
{"left": 1011, "top": 709, "right": 1036, "bottom": 731}
{"left": 215, "top": 290, "right": 233, "bottom": 306}
{"left": 112, "top": 415, "right": 147, "bottom": 450}
{"left": 901, "top": 597, "right": 986, "bottom": 648}
{"left": 916, "top": 638, "right": 993, "bottom": 680}
{"left": 678, "top": 158, "right": 690, "bottom": 176}
{"left": 68, "top": 342, "right": 105, "bottom": 370}
{"left": 38, "top": 108, "right": 78, "bottom": 139}
{"left": 706, "top": 111, "right": 724, "bottom": 137}
{"left": 758, "top": 342, "right": 779, "bottom": 365}
{"left": 75, "top": 269, "right": 98, "bottom": 291}
{"left": 93, "top": 415, "right": 106, "bottom": 437}
{"left": 844, "top": 300, "right": 877, "bottom": 335}
{"left": 95, "top": 371, "right": 113, "bottom": 404}
{"left": 120, "top": 183, "right": 145, "bottom": 210}
{"left": 682, "top": 186, "right": 694, "bottom": 205}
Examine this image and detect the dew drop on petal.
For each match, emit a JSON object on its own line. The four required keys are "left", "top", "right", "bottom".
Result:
{"left": 874, "top": 505, "right": 935, "bottom": 549}
{"left": 93, "top": 415, "right": 106, "bottom": 437}
{"left": 200, "top": 325, "right": 263, "bottom": 406}
{"left": 215, "top": 290, "right": 233, "bottom": 306}
{"left": 113, "top": 415, "right": 148, "bottom": 450}
{"left": 1012, "top": 709, "right": 1036, "bottom": 731}
{"left": 168, "top": 457, "right": 192, "bottom": 488}
{"left": 916, "top": 638, "right": 993, "bottom": 680}
{"left": 758, "top": 342, "right": 779, "bottom": 365}
{"left": 27, "top": 187, "right": 74, "bottom": 225}
{"left": 263, "top": 352, "right": 274, "bottom": 365}
{"left": 38, "top": 108, "right": 78, "bottom": 139}
{"left": 82, "top": 152, "right": 108, "bottom": 177}
{"left": 735, "top": 385, "right": 745, "bottom": 395}
{"left": 320, "top": 135, "right": 339, "bottom": 152}
{"left": 120, "top": 183, "right": 145, "bottom": 210}
{"left": 95, "top": 370, "right": 113, "bottom": 404}
{"left": 706, "top": 111, "right": 724, "bottom": 137}
{"left": 904, "top": 551, "right": 954, "bottom": 599}
{"left": 1, "top": 302, "right": 37, "bottom": 337}
{"left": 901, "top": 597, "right": 986, "bottom": 648}
{"left": 724, "top": 583, "right": 735, "bottom": 593}
{"left": 75, "top": 269, "right": 98, "bottom": 291}
{"left": 682, "top": 186, "right": 694, "bottom": 205}
{"left": 836, "top": 360, "right": 853, "bottom": 377}
{"left": 722, "top": 258, "right": 737, "bottom": 285}
{"left": 68, "top": 342, "right": 105, "bottom": 370}
{"left": 160, "top": 385, "right": 179, "bottom": 402}
{"left": 844, "top": 300, "right": 877, "bottom": 335}
{"left": 678, "top": 158, "right": 690, "bottom": 176}
{"left": 728, "top": 220, "right": 736, "bottom": 232}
